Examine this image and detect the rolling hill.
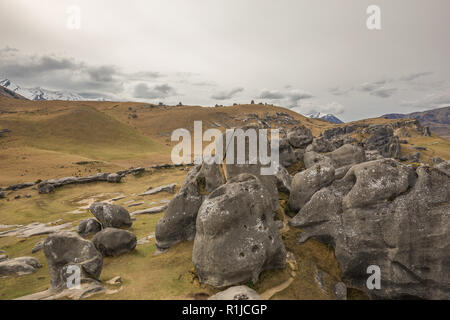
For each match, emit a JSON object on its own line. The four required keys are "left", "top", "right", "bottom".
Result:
{"left": 1, "top": 94, "right": 448, "bottom": 185}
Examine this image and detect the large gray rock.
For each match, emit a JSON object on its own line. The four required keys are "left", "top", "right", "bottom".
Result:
{"left": 342, "top": 159, "right": 416, "bottom": 209}
{"left": 362, "top": 125, "right": 400, "bottom": 158}
{"left": 43, "top": 232, "right": 103, "bottom": 291}
{"left": 303, "top": 151, "right": 333, "bottom": 169}
{"left": 92, "top": 228, "right": 137, "bottom": 257}
{"left": 290, "top": 159, "right": 450, "bottom": 299}
{"left": 223, "top": 127, "right": 281, "bottom": 211}
{"left": 279, "top": 137, "right": 298, "bottom": 168}
{"left": 193, "top": 174, "right": 286, "bottom": 288}
{"left": 78, "top": 218, "right": 102, "bottom": 237}
{"left": 287, "top": 125, "right": 313, "bottom": 148}
{"left": 155, "top": 165, "right": 204, "bottom": 250}
{"left": 89, "top": 202, "right": 132, "bottom": 229}
{"left": 208, "top": 285, "right": 262, "bottom": 300}
{"left": 309, "top": 136, "right": 335, "bottom": 153}
{"left": 156, "top": 126, "right": 282, "bottom": 251}
{"left": 225, "top": 163, "right": 280, "bottom": 212}
{"left": 106, "top": 173, "right": 122, "bottom": 183}
{"left": 326, "top": 144, "right": 366, "bottom": 169}
{"left": 0, "top": 257, "right": 41, "bottom": 277}
{"left": 289, "top": 162, "right": 335, "bottom": 212}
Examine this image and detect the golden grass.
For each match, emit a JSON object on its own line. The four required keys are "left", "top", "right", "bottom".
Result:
{"left": 402, "top": 134, "right": 450, "bottom": 163}
{"left": 0, "top": 168, "right": 187, "bottom": 300}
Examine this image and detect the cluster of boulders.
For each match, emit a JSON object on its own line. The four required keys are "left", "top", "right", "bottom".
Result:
{"left": 78, "top": 203, "right": 137, "bottom": 257}
{"left": 156, "top": 128, "right": 288, "bottom": 288}
{"left": 156, "top": 121, "right": 449, "bottom": 299}
{"left": 289, "top": 157, "right": 450, "bottom": 299}
{"left": 29, "top": 202, "right": 137, "bottom": 296}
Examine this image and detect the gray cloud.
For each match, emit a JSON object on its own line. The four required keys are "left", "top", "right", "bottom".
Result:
{"left": 134, "top": 83, "right": 176, "bottom": 99}
{"left": 359, "top": 80, "right": 388, "bottom": 92}
{"left": 87, "top": 65, "right": 118, "bottom": 82}
{"left": 0, "top": 46, "right": 18, "bottom": 54}
{"left": 399, "top": 71, "right": 433, "bottom": 82}
{"left": 211, "top": 87, "right": 244, "bottom": 100}
{"left": 329, "top": 86, "right": 353, "bottom": 96}
{"left": 287, "top": 90, "right": 313, "bottom": 106}
{"left": 257, "top": 88, "right": 313, "bottom": 107}
{"left": 0, "top": 55, "right": 79, "bottom": 79}
{"left": 401, "top": 91, "right": 450, "bottom": 108}
{"left": 370, "top": 87, "right": 398, "bottom": 98}
{"left": 259, "top": 89, "right": 285, "bottom": 100}
{"left": 290, "top": 101, "right": 345, "bottom": 116}
{"left": 0, "top": 48, "right": 181, "bottom": 99}
{"left": 126, "top": 71, "right": 163, "bottom": 80}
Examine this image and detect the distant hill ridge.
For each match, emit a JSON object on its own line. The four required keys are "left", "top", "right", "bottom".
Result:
{"left": 383, "top": 106, "right": 450, "bottom": 139}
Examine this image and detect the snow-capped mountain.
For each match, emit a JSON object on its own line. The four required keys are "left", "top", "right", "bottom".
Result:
{"left": 306, "top": 111, "right": 344, "bottom": 124}
{"left": 0, "top": 78, "right": 84, "bottom": 101}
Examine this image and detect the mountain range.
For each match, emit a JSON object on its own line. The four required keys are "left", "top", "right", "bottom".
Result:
{"left": 383, "top": 106, "right": 450, "bottom": 139}
{"left": 305, "top": 111, "right": 344, "bottom": 124}
{"left": 0, "top": 79, "right": 88, "bottom": 101}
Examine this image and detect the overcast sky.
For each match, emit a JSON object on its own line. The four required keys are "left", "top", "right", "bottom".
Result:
{"left": 0, "top": 0, "right": 449, "bottom": 121}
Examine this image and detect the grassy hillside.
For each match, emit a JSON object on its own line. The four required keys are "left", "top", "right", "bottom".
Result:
{"left": 0, "top": 98, "right": 334, "bottom": 185}
{"left": 0, "top": 99, "right": 171, "bottom": 185}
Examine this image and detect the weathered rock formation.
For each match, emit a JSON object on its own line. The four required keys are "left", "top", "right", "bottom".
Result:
{"left": 193, "top": 174, "right": 286, "bottom": 288}
{"left": 43, "top": 232, "right": 103, "bottom": 291}
{"left": 290, "top": 159, "right": 450, "bottom": 299}
{"left": 155, "top": 165, "right": 205, "bottom": 250}
{"left": 289, "top": 162, "right": 335, "bottom": 212}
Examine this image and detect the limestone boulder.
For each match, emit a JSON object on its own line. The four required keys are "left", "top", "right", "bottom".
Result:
{"left": 193, "top": 174, "right": 286, "bottom": 288}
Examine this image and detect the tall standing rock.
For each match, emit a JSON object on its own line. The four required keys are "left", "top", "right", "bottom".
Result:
{"left": 155, "top": 165, "right": 205, "bottom": 250}
{"left": 193, "top": 174, "right": 286, "bottom": 288}
{"left": 156, "top": 126, "right": 282, "bottom": 251}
